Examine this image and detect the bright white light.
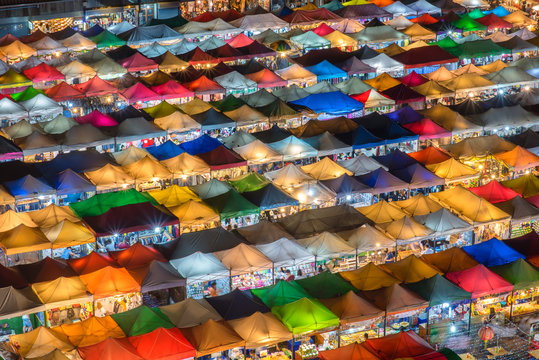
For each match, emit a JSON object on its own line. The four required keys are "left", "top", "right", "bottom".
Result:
{"left": 442, "top": 303, "right": 449, "bottom": 308}
{"left": 346, "top": 195, "right": 352, "bottom": 200}
{"left": 450, "top": 325, "right": 456, "bottom": 333}
{"left": 154, "top": 227, "right": 161, "bottom": 233}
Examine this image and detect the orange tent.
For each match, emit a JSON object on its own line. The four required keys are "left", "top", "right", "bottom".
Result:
{"left": 129, "top": 327, "right": 196, "bottom": 360}
{"left": 109, "top": 242, "right": 166, "bottom": 269}
{"left": 364, "top": 330, "right": 436, "bottom": 359}
{"left": 408, "top": 146, "right": 451, "bottom": 165}
{"left": 320, "top": 342, "right": 381, "bottom": 360}
{"left": 340, "top": 262, "right": 399, "bottom": 291}
{"left": 10, "top": 327, "right": 74, "bottom": 358}
{"left": 494, "top": 146, "right": 539, "bottom": 172}
{"left": 80, "top": 266, "right": 140, "bottom": 298}
{"left": 68, "top": 251, "right": 119, "bottom": 275}
{"left": 78, "top": 337, "right": 142, "bottom": 360}
{"left": 421, "top": 247, "right": 479, "bottom": 273}
{"left": 369, "top": 0, "right": 394, "bottom": 6}
{"left": 56, "top": 316, "right": 125, "bottom": 347}
{"left": 181, "top": 319, "right": 245, "bottom": 357}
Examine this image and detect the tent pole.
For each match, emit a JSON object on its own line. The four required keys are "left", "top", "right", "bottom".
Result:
{"left": 229, "top": 270, "right": 232, "bottom": 292}
{"left": 426, "top": 307, "right": 430, "bottom": 342}
{"left": 355, "top": 249, "right": 358, "bottom": 269}
{"left": 467, "top": 300, "right": 472, "bottom": 333}
{"left": 272, "top": 263, "right": 275, "bottom": 285}
{"left": 509, "top": 290, "right": 514, "bottom": 320}
{"left": 383, "top": 311, "right": 387, "bottom": 336}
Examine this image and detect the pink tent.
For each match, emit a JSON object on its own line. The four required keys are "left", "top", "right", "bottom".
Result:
{"left": 121, "top": 82, "right": 161, "bottom": 104}
{"left": 151, "top": 80, "right": 194, "bottom": 100}
{"left": 119, "top": 53, "right": 158, "bottom": 72}
{"left": 75, "top": 110, "right": 118, "bottom": 127}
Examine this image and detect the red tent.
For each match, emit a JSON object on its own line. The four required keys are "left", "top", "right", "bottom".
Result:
{"left": 180, "top": 47, "right": 219, "bottom": 66}
{"left": 411, "top": 13, "right": 439, "bottom": 25}
{"left": 207, "top": 44, "right": 245, "bottom": 62}
{"left": 392, "top": 46, "right": 458, "bottom": 69}
{"left": 68, "top": 251, "right": 120, "bottom": 275}
{"left": 312, "top": 23, "right": 336, "bottom": 36}
{"left": 364, "top": 331, "right": 437, "bottom": 360}
{"left": 191, "top": 12, "right": 216, "bottom": 22}
{"left": 151, "top": 80, "right": 194, "bottom": 100}
{"left": 75, "top": 110, "right": 118, "bottom": 127}
{"left": 0, "top": 34, "right": 18, "bottom": 46}
{"left": 320, "top": 342, "right": 380, "bottom": 360}
{"left": 109, "top": 242, "right": 166, "bottom": 269}
{"left": 212, "top": 9, "right": 244, "bottom": 22}
{"left": 45, "top": 81, "right": 85, "bottom": 101}
{"left": 245, "top": 68, "right": 287, "bottom": 89}
{"left": 23, "top": 63, "right": 65, "bottom": 83}
{"left": 78, "top": 337, "right": 142, "bottom": 360}
{"left": 129, "top": 327, "right": 196, "bottom": 360}
{"left": 74, "top": 76, "right": 118, "bottom": 97}
{"left": 402, "top": 118, "right": 452, "bottom": 140}
{"left": 469, "top": 180, "right": 519, "bottom": 204}
{"left": 381, "top": 84, "right": 425, "bottom": 104}
{"left": 226, "top": 33, "right": 254, "bottom": 48}
{"left": 283, "top": 8, "right": 343, "bottom": 25}
{"left": 119, "top": 53, "right": 159, "bottom": 72}
{"left": 408, "top": 146, "right": 451, "bottom": 165}
{"left": 197, "top": 145, "right": 247, "bottom": 170}
{"left": 121, "top": 82, "right": 161, "bottom": 104}
{"left": 236, "top": 41, "right": 276, "bottom": 59}
{"left": 398, "top": 71, "right": 428, "bottom": 87}
{"left": 475, "top": 13, "right": 513, "bottom": 31}
{"left": 446, "top": 264, "right": 513, "bottom": 299}
{"left": 19, "top": 30, "right": 47, "bottom": 44}
{"left": 183, "top": 75, "right": 225, "bottom": 95}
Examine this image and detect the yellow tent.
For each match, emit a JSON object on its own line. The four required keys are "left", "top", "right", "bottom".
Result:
{"left": 0, "top": 224, "right": 50, "bottom": 255}
{"left": 294, "top": 2, "right": 318, "bottom": 10}
{"left": 178, "top": 97, "right": 213, "bottom": 115}
{"left": 358, "top": 200, "right": 406, "bottom": 223}
{"left": 265, "top": 164, "right": 315, "bottom": 188}
{"left": 503, "top": 11, "right": 537, "bottom": 27}
{"left": 412, "top": 80, "right": 454, "bottom": 99}
{"left": 113, "top": 146, "right": 156, "bottom": 166}
{"left": 158, "top": 51, "right": 189, "bottom": 73}
{"left": 84, "top": 163, "right": 134, "bottom": 190}
{"left": 429, "top": 185, "right": 511, "bottom": 225}
{"left": 55, "top": 315, "right": 125, "bottom": 347}
{"left": 377, "top": 43, "right": 405, "bottom": 56}
{"left": 343, "top": 0, "right": 369, "bottom": 4}
{"left": 28, "top": 204, "right": 79, "bottom": 228}
{"left": 426, "top": 158, "right": 478, "bottom": 183}
{"left": 148, "top": 184, "right": 200, "bottom": 208}
{"left": 234, "top": 139, "right": 283, "bottom": 165}
{"left": 0, "top": 209, "right": 37, "bottom": 232}
{"left": 340, "top": 262, "right": 399, "bottom": 291}
{"left": 41, "top": 220, "right": 95, "bottom": 249}
{"left": 0, "top": 185, "right": 15, "bottom": 206}
{"left": 228, "top": 312, "right": 292, "bottom": 348}
{"left": 169, "top": 199, "right": 220, "bottom": 227}
{"left": 478, "top": 60, "right": 508, "bottom": 73}
{"left": 452, "top": 63, "right": 487, "bottom": 76}
{"left": 153, "top": 111, "right": 201, "bottom": 132}
{"left": 224, "top": 105, "right": 269, "bottom": 127}
{"left": 494, "top": 146, "right": 539, "bottom": 172}
{"left": 401, "top": 24, "right": 436, "bottom": 41}
{"left": 31, "top": 276, "right": 92, "bottom": 307}
{"left": 377, "top": 216, "right": 433, "bottom": 242}
{"left": 393, "top": 193, "right": 442, "bottom": 216}
{"left": 161, "top": 152, "right": 211, "bottom": 177}
{"left": 364, "top": 73, "right": 401, "bottom": 91}
{"left": 0, "top": 40, "right": 37, "bottom": 61}
{"left": 380, "top": 255, "right": 441, "bottom": 283}
{"left": 424, "top": 66, "right": 456, "bottom": 82}
{"left": 10, "top": 327, "right": 74, "bottom": 358}
{"left": 301, "top": 157, "right": 353, "bottom": 180}
{"left": 323, "top": 30, "right": 357, "bottom": 49}
{"left": 25, "top": 349, "right": 71, "bottom": 360}
{"left": 402, "top": 40, "right": 429, "bottom": 50}
{"left": 439, "top": 73, "right": 495, "bottom": 92}
{"left": 122, "top": 156, "right": 171, "bottom": 183}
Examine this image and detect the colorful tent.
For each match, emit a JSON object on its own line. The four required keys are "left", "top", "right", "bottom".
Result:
{"left": 272, "top": 298, "right": 340, "bottom": 334}
{"left": 380, "top": 255, "right": 441, "bottom": 283}
{"left": 77, "top": 337, "right": 142, "bottom": 360}
{"left": 252, "top": 280, "right": 311, "bottom": 307}
{"left": 159, "top": 297, "right": 223, "bottom": 328}
{"left": 446, "top": 264, "right": 513, "bottom": 298}
{"left": 406, "top": 273, "right": 471, "bottom": 306}
{"left": 10, "top": 327, "right": 74, "bottom": 358}
{"left": 340, "top": 262, "right": 399, "bottom": 291}
{"left": 360, "top": 282, "right": 429, "bottom": 314}
{"left": 469, "top": 180, "right": 519, "bottom": 203}
{"left": 491, "top": 258, "right": 539, "bottom": 290}
{"left": 364, "top": 331, "right": 436, "bottom": 359}
{"left": 421, "top": 246, "right": 478, "bottom": 273}
{"left": 111, "top": 305, "right": 174, "bottom": 336}
{"left": 56, "top": 315, "right": 124, "bottom": 347}
{"left": 181, "top": 319, "right": 245, "bottom": 357}
{"left": 128, "top": 327, "right": 195, "bottom": 360}
{"left": 319, "top": 342, "right": 381, "bottom": 360}
{"left": 463, "top": 238, "right": 525, "bottom": 266}
{"left": 80, "top": 266, "right": 140, "bottom": 298}
{"left": 206, "top": 289, "right": 269, "bottom": 320}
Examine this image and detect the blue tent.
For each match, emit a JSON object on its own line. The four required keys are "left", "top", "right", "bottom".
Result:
{"left": 274, "top": 6, "right": 293, "bottom": 17}
{"left": 320, "top": 174, "right": 372, "bottom": 196}
{"left": 484, "top": 5, "right": 511, "bottom": 17}
{"left": 356, "top": 167, "right": 408, "bottom": 194}
{"left": 241, "top": 183, "right": 299, "bottom": 210}
{"left": 305, "top": 60, "right": 348, "bottom": 81}
{"left": 463, "top": 238, "right": 526, "bottom": 267}
{"left": 180, "top": 134, "right": 223, "bottom": 155}
{"left": 291, "top": 92, "right": 363, "bottom": 115}
{"left": 81, "top": 24, "right": 105, "bottom": 37}
{"left": 50, "top": 169, "right": 96, "bottom": 196}
{"left": 206, "top": 289, "right": 269, "bottom": 320}
{"left": 4, "top": 175, "right": 55, "bottom": 198}
{"left": 337, "top": 125, "right": 385, "bottom": 150}
{"left": 146, "top": 140, "right": 184, "bottom": 160}
{"left": 374, "top": 150, "right": 419, "bottom": 171}
{"left": 392, "top": 163, "right": 445, "bottom": 189}
{"left": 36, "top": 149, "right": 113, "bottom": 175}
{"left": 386, "top": 106, "right": 424, "bottom": 125}
{"left": 357, "top": 112, "right": 418, "bottom": 145}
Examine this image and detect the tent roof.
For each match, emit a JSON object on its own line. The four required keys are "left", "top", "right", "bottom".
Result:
{"left": 355, "top": 167, "right": 409, "bottom": 194}
{"left": 160, "top": 297, "right": 222, "bottom": 328}
{"left": 421, "top": 246, "right": 479, "bottom": 273}
{"left": 364, "top": 331, "right": 436, "bottom": 359}
{"left": 170, "top": 251, "right": 228, "bottom": 281}
{"left": 80, "top": 266, "right": 140, "bottom": 298}
{"left": 319, "top": 342, "right": 381, "bottom": 360}
{"left": 111, "top": 305, "right": 174, "bottom": 336}
{"left": 109, "top": 242, "right": 166, "bottom": 269}
{"left": 77, "top": 337, "right": 142, "bottom": 360}
{"left": 446, "top": 264, "right": 513, "bottom": 298}
{"left": 70, "top": 188, "right": 152, "bottom": 217}
{"left": 206, "top": 288, "right": 269, "bottom": 320}
{"left": 360, "top": 282, "right": 428, "bottom": 313}
{"left": 469, "top": 180, "right": 519, "bottom": 203}
{"left": 56, "top": 315, "right": 124, "bottom": 347}
{"left": 129, "top": 327, "right": 195, "bottom": 360}
{"left": 301, "top": 157, "right": 353, "bottom": 180}
{"left": 238, "top": 219, "right": 294, "bottom": 244}
{"left": 214, "top": 242, "right": 271, "bottom": 275}
{"left": 252, "top": 279, "right": 311, "bottom": 307}
{"left": 255, "top": 237, "right": 313, "bottom": 268}
{"left": 167, "top": 226, "right": 243, "bottom": 259}
{"left": 414, "top": 207, "right": 473, "bottom": 235}
{"left": 340, "top": 262, "right": 399, "bottom": 291}
{"left": 228, "top": 311, "right": 292, "bottom": 349}
{"left": 426, "top": 157, "right": 478, "bottom": 182}
{"left": 380, "top": 255, "right": 441, "bottom": 283}
{"left": 463, "top": 237, "right": 525, "bottom": 266}
{"left": 272, "top": 297, "right": 340, "bottom": 334}
{"left": 290, "top": 91, "right": 363, "bottom": 115}
{"left": 31, "top": 276, "right": 91, "bottom": 307}
{"left": 10, "top": 327, "right": 74, "bottom": 358}
{"left": 67, "top": 251, "right": 118, "bottom": 275}
{"left": 296, "top": 270, "right": 356, "bottom": 298}
{"left": 502, "top": 173, "right": 539, "bottom": 198}
{"left": 491, "top": 258, "right": 539, "bottom": 290}
{"left": 406, "top": 273, "right": 471, "bottom": 306}
{"left": 0, "top": 286, "right": 44, "bottom": 320}
{"left": 181, "top": 319, "right": 245, "bottom": 357}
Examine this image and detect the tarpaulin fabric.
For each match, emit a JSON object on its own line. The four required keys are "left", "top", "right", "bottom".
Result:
{"left": 340, "top": 262, "right": 399, "bottom": 291}
{"left": 380, "top": 255, "right": 441, "bottom": 283}
{"left": 414, "top": 207, "right": 473, "bottom": 235}
{"left": 80, "top": 266, "right": 140, "bottom": 298}
{"left": 203, "top": 189, "right": 259, "bottom": 219}
{"left": 296, "top": 270, "right": 356, "bottom": 298}
{"left": 469, "top": 180, "right": 519, "bottom": 203}
{"left": 356, "top": 167, "right": 409, "bottom": 194}
{"left": 56, "top": 315, "right": 124, "bottom": 347}
{"left": 272, "top": 297, "right": 340, "bottom": 334}
{"left": 111, "top": 305, "right": 174, "bottom": 336}
{"left": 364, "top": 331, "right": 436, "bottom": 359}
{"left": 421, "top": 246, "right": 478, "bottom": 273}
{"left": 446, "top": 264, "right": 513, "bottom": 298}
{"left": 359, "top": 282, "right": 428, "bottom": 313}
{"left": 180, "top": 319, "right": 245, "bottom": 357}
{"left": 159, "top": 297, "right": 222, "bottom": 328}
{"left": 228, "top": 311, "right": 292, "bottom": 349}
{"left": 502, "top": 173, "right": 539, "bottom": 198}
{"left": 109, "top": 242, "right": 166, "bottom": 269}
{"left": 406, "top": 273, "right": 471, "bottom": 306}
{"left": 23, "top": 63, "right": 65, "bottom": 82}
{"left": 170, "top": 251, "right": 228, "bottom": 282}
{"left": 234, "top": 139, "right": 283, "bottom": 165}
{"left": 70, "top": 189, "right": 154, "bottom": 217}
{"left": 290, "top": 91, "right": 363, "bottom": 114}
{"left": 206, "top": 289, "right": 269, "bottom": 320}
{"left": 10, "top": 327, "right": 74, "bottom": 358}
{"left": 0, "top": 286, "right": 44, "bottom": 320}
{"left": 128, "top": 327, "right": 195, "bottom": 360}
{"left": 252, "top": 280, "right": 311, "bottom": 307}
{"left": 491, "top": 258, "right": 539, "bottom": 290}
{"left": 240, "top": 220, "right": 295, "bottom": 244}
{"left": 67, "top": 251, "right": 119, "bottom": 275}
{"left": 77, "top": 337, "right": 142, "bottom": 360}
{"left": 320, "top": 342, "right": 381, "bottom": 360}
{"left": 463, "top": 238, "right": 525, "bottom": 266}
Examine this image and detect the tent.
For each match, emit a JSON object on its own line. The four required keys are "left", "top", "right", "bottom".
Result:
{"left": 228, "top": 311, "right": 292, "bottom": 349}
{"left": 380, "top": 255, "right": 440, "bottom": 283}
{"left": 109, "top": 242, "right": 166, "bottom": 269}
{"left": 319, "top": 342, "right": 381, "bottom": 360}
{"left": 359, "top": 282, "right": 429, "bottom": 314}
{"left": 337, "top": 223, "right": 394, "bottom": 252}
{"left": 239, "top": 220, "right": 295, "bottom": 244}
{"left": 256, "top": 237, "right": 314, "bottom": 268}
{"left": 234, "top": 140, "right": 283, "bottom": 165}
{"left": 166, "top": 226, "right": 243, "bottom": 259}
{"left": 129, "top": 327, "right": 195, "bottom": 360}
{"left": 272, "top": 298, "right": 340, "bottom": 334}
{"left": 346, "top": 200, "right": 402, "bottom": 225}
{"left": 340, "top": 262, "right": 399, "bottom": 290}
{"left": 0, "top": 40, "right": 37, "bottom": 61}
{"left": 426, "top": 158, "right": 478, "bottom": 183}
{"left": 214, "top": 242, "right": 272, "bottom": 276}
{"left": 407, "top": 147, "right": 450, "bottom": 165}
{"left": 383, "top": 1, "right": 416, "bottom": 17}
{"left": 67, "top": 251, "right": 119, "bottom": 275}
{"left": 160, "top": 297, "right": 222, "bottom": 328}
{"left": 110, "top": 305, "right": 174, "bottom": 336}
{"left": 502, "top": 174, "right": 539, "bottom": 198}
{"left": 206, "top": 289, "right": 269, "bottom": 320}
{"left": 414, "top": 207, "right": 473, "bottom": 235}
{"left": 181, "top": 319, "right": 245, "bottom": 357}
{"left": 290, "top": 91, "right": 363, "bottom": 115}
{"left": 296, "top": 270, "right": 356, "bottom": 298}
{"left": 203, "top": 189, "right": 259, "bottom": 219}
{"left": 10, "top": 327, "right": 74, "bottom": 358}
{"left": 23, "top": 62, "right": 65, "bottom": 83}
{"left": 56, "top": 315, "right": 124, "bottom": 347}
{"left": 338, "top": 154, "right": 386, "bottom": 175}
{"left": 469, "top": 180, "right": 519, "bottom": 203}
{"left": 252, "top": 280, "right": 311, "bottom": 307}
{"left": 301, "top": 157, "right": 352, "bottom": 180}
{"left": 494, "top": 146, "right": 539, "bottom": 172}
{"left": 406, "top": 273, "right": 471, "bottom": 306}
{"left": 171, "top": 251, "right": 228, "bottom": 282}
{"left": 422, "top": 246, "right": 479, "bottom": 273}
{"left": 241, "top": 183, "right": 299, "bottom": 210}
{"left": 60, "top": 33, "right": 96, "bottom": 51}
{"left": 364, "top": 331, "right": 436, "bottom": 359}
{"left": 268, "top": 136, "right": 318, "bottom": 161}
{"left": 491, "top": 258, "right": 539, "bottom": 290}
{"left": 463, "top": 238, "right": 525, "bottom": 266}
{"left": 31, "top": 276, "right": 91, "bottom": 308}
{"left": 77, "top": 337, "right": 142, "bottom": 360}
{"left": 80, "top": 266, "right": 140, "bottom": 298}
{"left": 446, "top": 264, "right": 513, "bottom": 298}
{"left": 355, "top": 168, "right": 409, "bottom": 194}
{"left": 0, "top": 286, "right": 44, "bottom": 320}
{"left": 303, "top": 131, "right": 353, "bottom": 156}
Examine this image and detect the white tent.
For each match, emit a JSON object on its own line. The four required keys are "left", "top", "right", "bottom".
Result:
{"left": 385, "top": 15, "right": 415, "bottom": 30}
{"left": 60, "top": 33, "right": 97, "bottom": 51}
{"left": 338, "top": 224, "right": 395, "bottom": 252}
{"left": 268, "top": 136, "right": 318, "bottom": 161}
{"left": 265, "top": 163, "right": 315, "bottom": 188}
{"left": 170, "top": 251, "right": 229, "bottom": 283}
{"left": 108, "top": 21, "right": 135, "bottom": 35}
{"left": 28, "top": 36, "right": 68, "bottom": 55}
{"left": 214, "top": 71, "right": 258, "bottom": 94}
{"left": 20, "top": 94, "right": 62, "bottom": 119}
{"left": 57, "top": 60, "right": 97, "bottom": 83}
{"left": 383, "top": 1, "right": 417, "bottom": 17}
{"left": 234, "top": 139, "right": 283, "bottom": 165}
{"left": 275, "top": 64, "right": 318, "bottom": 87}
{"left": 229, "top": 13, "right": 289, "bottom": 32}
{"left": 362, "top": 53, "right": 404, "bottom": 74}
{"left": 214, "top": 243, "right": 273, "bottom": 276}
{"left": 153, "top": 111, "right": 201, "bottom": 133}
{"left": 256, "top": 238, "right": 315, "bottom": 268}
{"left": 297, "top": 231, "right": 355, "bottom": 260}
{"left": 339, "top": 154, "right": 387, "bottom": 175}
{"left": 0, "top": 97, "right": 27, "bottom": 121}
{"left": 285, "top": 183, "right": 337, "bottom": 207}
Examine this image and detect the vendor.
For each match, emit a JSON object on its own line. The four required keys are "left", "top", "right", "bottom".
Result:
{"left": 285, "top": 270, "right": 295, "bottom": 281}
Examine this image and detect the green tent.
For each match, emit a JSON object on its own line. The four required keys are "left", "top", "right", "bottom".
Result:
{"left": 430, "top": 36, "right": 459, "bottom": 49}
{"left": 447, "top": 39, "right": 510, "bottom": 59}
{"left": 452, "top": 15, "right": 487, "bottom": 32}
{"left": 491, "top": 258, "right": 539, "bottom": 290}
{"left": 0, "top": 69, "right": 33, "bottom": 90}
{"left": 255, "top": 99, "right": 299, "bottom": 122}
{"left": 89, "top": 30, "right": 126, "bottom": 49}
{"left": 321, "top": 0, "right": 344, "bottom": 11}
{"left": 203, "top": 189, "right": 260, "bottom": 220}
{"left": 210, "top": 95, "right": 247, "bottom": 112}
{"left": 438, "top": 348, "right": 462, "bottom": 360}
{"left": 110, "top": 305, "right": 174, "bottom": 336}
{"left": 10, "top": 86, "right": 43, "bottom": 101}
{"left": 296, "top": 271, "right": 356, "bottom": 299}
{"left": 272, "top": 298, "right": 339, "bottom": 334}
{"left": 144, "top": 101, "right": 180, "bottom": 119}
{"left": 405, "top": 274, "right": 471, "bottom": 306}
{"left": 70, "top": 189, "right": 156, "bottom": 217}
{"left": 252, "top": 280, "right": 312, "bottom": 307}
{"left": 228, "top": 173, "right": 269, "bottom": 193}
{"left": 468, "top": 8, "right": 485, "bottom": 19}
{"left": 147, "top": 15, "right": 188, "bottom": 28}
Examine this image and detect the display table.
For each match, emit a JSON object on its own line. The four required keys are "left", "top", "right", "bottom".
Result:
{"left": 487, "top": 346, "right": 509, "bottom": 359}
{"left": 459, "top": 354, "right": 477, "bottom": 360}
